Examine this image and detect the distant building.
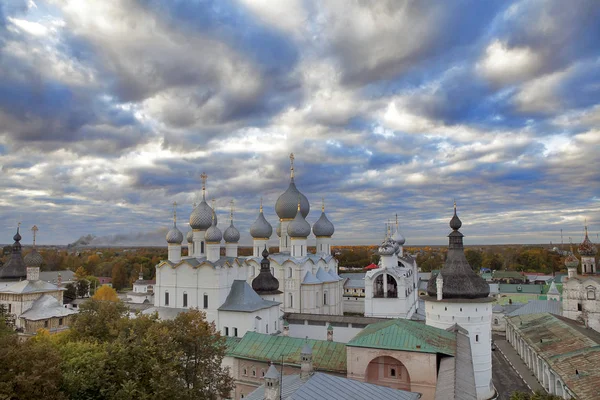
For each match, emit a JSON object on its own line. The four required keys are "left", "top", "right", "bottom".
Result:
{"left": 126, "top": 270, "right": 155, "bottom": 304}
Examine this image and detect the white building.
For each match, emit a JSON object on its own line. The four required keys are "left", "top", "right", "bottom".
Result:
{"left": 364, "top": 223, "right": 418, "bottom": 319}
{"left": 423, "top": 204, "right": 494, "bottom": 400}
{"left": 126, "top": 270, "right": 155, "bottom": 304}
{"left": 152, "top": 155, "right": 344, "bottom": 337}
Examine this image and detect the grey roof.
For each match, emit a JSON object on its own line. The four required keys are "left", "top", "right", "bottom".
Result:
{"left": 189, "top": 198, "right": 215, "bottom": 230}
{"left": 166, "top": 223, "right": 183, "bottom": 244}
{"left": 507, "top": 299, "right": 562, "bottom": 317}
{"left": 246, "top": 372, "right": 420, "bottom": 400}
{"left": 288, "top": 208, "right": 311, "bottom": 238}
{"left": 344, "top": 278, "right": 365, "bottom": 289}
{"left": 492, "top": 303, "right": 525, "bottom": 314}
{"left": 435, "top": 324, "right": 477, "bottom": 400}
{"left": 250, "top": 210, "right": 273, "bottom": 239}
{"left": 186, "top": 230, "right": 193, "bottom": 243}
{"left": 275, "top": 178, "right": 310, "bottom": 220}
{"left": 163, "top": 256, "right": 243, "bottom": 269}
{"left": 20, "top": 294, "right": 77, "bottom": 321}
{"left": 427, "top": 207, "right": 489, "bottom": 299}
{"left": 547, "top": 281, "right": 560, "bottom": 295}
{"left": 392, "top": 228, "right": 405, "bottom": 245}
{"left": 0, "top": 229, "right": 26, "bottom": 280}
{"left": 312, "top": 211, "right": 334, "bottom": 237}
{"left": 0, "top": 279, "right": 62, "bottom": 294}
{"left": 265, "top": 364, "right": 280, "bottom": 379}
{"left": 261, "top": 252, "right": 335, "bottom": 266}
{"left": 24, "top": 248, "right": 44, "bottom": 268}
{"left": 316, "top": 267, "right": 336, "bottom": 283}
{"left": 218, "top": 280, "right": 279, "bottom": 312}
{"left": 301, "top": 342, "right": 312, "bottom": 355}
{"left": 252, "top": 248, "right": 281, "bottom": 294}
{"left": 204, "top": 214, "right": 222, "bottom": 243}
{"left": 223, "top": 220, "right": 241, "bottom": 243}
{"left": 39, "top": 270, "right": 75, "bottom": 283}
{"left": 303, "top": 271, "right": 321, "bottom": 284}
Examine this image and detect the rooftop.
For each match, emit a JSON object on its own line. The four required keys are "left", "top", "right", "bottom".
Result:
{"left": 347, "top": 318, "right": 456, "bottom": 356}
{"left": 218, "top": 280, "right": 280, "bottom": 312}
{"left": 20, "top": 294, "right": 77, "bottom": 321}
{"left": 506, "top": 299, "right": 562, "bottom": 317}
{"left": 228, "top": 331, "right": 347, "bottom": 373}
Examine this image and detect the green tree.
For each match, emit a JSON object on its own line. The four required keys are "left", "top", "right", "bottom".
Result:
{"left": 64, "top": 283, "right": 77, "bottom": 302}
{"left": 510, "top": 391, "right": 562, "bottom": 400}
{"left": 111, "top": 263, "right": 128, "bottom": 290}
{"left": 87, "top": 275, "right": 100, "bottom": 295}
{"left": 68, "top": 299, "right": 128, "bottom": 342}
{"left": 76, "top": 279, "right": 90, "bottom": 298}
{"left": 465, "top": 249, "right": 483, "bottom": 271}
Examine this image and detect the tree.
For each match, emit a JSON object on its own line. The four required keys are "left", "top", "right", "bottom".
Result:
{"left": 87, "top": 275, "right": 100, "bottom": 296}
{"left": 93, "top": 285, "right": 120, "bottom": 302}
{"left": 69, "top": 299, "right": 128, "bottom": 342}
{"left": 64, "top": 283, "right": 77, "bottom": 302}
{"left": 465, "top": 249, "right": 483, "bottom": 271}
{"left": 74, "top": 266, "right": 88, "bottom": 281}
{"left": 510, "top": 391, "right": 562, "bottom": 400}
{"left": 111, "top": 263, "right": 128, "bottom": 290}
{"left": 76, "top": 279, "right": 90, "bottom": 298}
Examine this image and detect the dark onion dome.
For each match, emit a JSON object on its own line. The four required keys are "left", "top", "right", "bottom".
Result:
{"left": 0, "top": 227, "right": 27, "bottom": 280}
{"left": 223, "top": 220, "right": 240, "bottom": 243}
{"left": 190, "top": 198, "right": 216, "bottom": 230}
{"left": 186, "top": 230, "right": 193, "bottom": 243}
{"left": 204, "top": 212, "right": 222, "bottom": 243}
{"left": 250, "top": 205, "right": 273, "bottom": 239}
{"left": 578, "top": 226, "right": 597, "bottom": 256}
{"left": 312, "top": 207, "right": 335, "bottom": 237}
{"left": 166, "top": 223, "right": 183, "bottom": 244}
{"left": 287, "top": 204, "right": 311, "bottom": 238}
{"left": 427, "top": 204, "right": 490, "bottom": 299}
{"left": 24, "top": 248, "right": 44, "bottom": 268}
{"left": 252, "top": 247, "right": 281, "bottom": 294}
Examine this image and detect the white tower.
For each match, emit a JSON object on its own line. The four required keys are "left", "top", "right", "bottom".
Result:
{"left": 264, "top": 363, "right": 281, "bottom": 400}
{"left": 223, "top": 200, "right": 240, "bottom": 258}
{"left": 565, "top": 244, "right": 579, "bottom": 279}
{"left": 423, "top": 203, "right": 494, "bottom": 400}
{"left": 205, "top": 205, "right": 222, "bottom": 263}
{"left": 189, "top": 173, "right": 215, "bottom": 258}
{"left": 578, "top": 223, "right": 597, "bottom": 274}
{"left": 250, "top": 199, "right": 272, "bottom": 257}
{"left": 313, "top": 199, "right": 335, "bottom": 255}
{"left": 288, "top": 200, "right": 311, "bottom": 258}
{"left": 166, "top": 202, "right": 183, "bottom": 263}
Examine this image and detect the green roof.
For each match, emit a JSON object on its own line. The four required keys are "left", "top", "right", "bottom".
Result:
{"left": 493, "top": 271, "right": 526, "bottom": 280}
{"left": 499, "top": 283, "right": 545, "bottom": 294}
{"left": 229, "top": 332, "right": 346, "bottom": 373}
{"left": 347, "top": 319, "right": 456, "bottom": 356}
{"left": 224, "top": 336, "right": 242, "bottom": 355}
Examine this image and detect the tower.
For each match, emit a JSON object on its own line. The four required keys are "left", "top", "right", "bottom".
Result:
{"left": 0, "top": 224, "right": 27, "bottom": 281}
{"left": 313, "top": 199, "right": 335, "bottom": 255}
{"left": 288, "top": 200, "right": 311, "bottom": 258}
{"left": 205, "top": 204, "right": 222, "bottom": 263}
{"left": 189, "top": 173, "right": 215, "bottom": 258}
{"left": 264, "top": 363, "right": 281, "bottom": 400}
{"left": 223, "top": 200, "right": 240, "bottom": 258}
{"left": 166, "top": 202, "right": 183, "bottom": 263}
{"left": 24, "top": 225, "right": 43, "bottom": 281}
{"left": 300, "top": 341, "right": 313, "bottom": 380}
{"left": 424, "top": 203, "right": 494, "bottom": 400}
{"left": 565, "top": 243, "right": 579, "bottom": 279}
{"left": 578, "top": 222, "right": 597, "bottom": 274}
{"left": 250, "top": 199, "right": 272, "bottom": 257}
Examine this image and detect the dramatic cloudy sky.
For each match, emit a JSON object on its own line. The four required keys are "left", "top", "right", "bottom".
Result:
{"left": 0, "top": 0, "right": 599, "bottom": 246}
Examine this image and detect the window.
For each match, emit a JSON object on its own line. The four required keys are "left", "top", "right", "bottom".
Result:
{"left": 8, "top": 304, "right": 11, "bottom": 313}
{"left": 204, "top": 294, "right": 208, "bottom": 309}
{"left": 266, "top": 324, "right": 269, "bottom": 334}
{"left": 201, "top": 241, "right": 205, "bottom": 253}
{"left": 261, "top": 370, "right": 265, "bottom": 377}
{"left": 44, "top": 320, "right": 49, "bottom": 328}
{"left": 476, "top": 334, "right": 479, "bottom": 342}
{"left": 242, "top": 367, "right": 247, "bottom": 376}
{"left": 391, "top": 368, "right": 396, "bottom": 377}
{"left": 183, "top": 292, "right": 188, "bottom": 307}
{"left": 234, "top": 327, "right": 238, "bottom": 337}
{"left": 289, "top": 293, "right": 293, "bottom": 308}
{"left": 224, "top": 327, "right": 229, "bottom": 336}
{"left": 165, "top": 291, "right": 169, "bottom": 306}
{"left": 59, "top": 318, "right": 63, "bottom": 326}
{"left": 288, "top": 267, "right": 293, "bottom": 278}
{"left": 587, "top": 288, "right": 596, "bottom": 300}
{"left": 323, "top": 291, "right": 328, "bottom": 305}
{"left": 252, "top": 369, "right": 256, "bottom": 377}
{"left": 577, "top": 303, "right": 583, "bottom": 311}
{"left": 494, "top": 318, "right": 499, "bottom": 325}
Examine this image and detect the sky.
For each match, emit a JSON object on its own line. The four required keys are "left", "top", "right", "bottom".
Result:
{"left": 0, "top": 0, "right": 599, "bottom": 247}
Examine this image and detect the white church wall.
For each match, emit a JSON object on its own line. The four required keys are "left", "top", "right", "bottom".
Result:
{"left": 286, "top": 320, "right": 363, "bottom": 343}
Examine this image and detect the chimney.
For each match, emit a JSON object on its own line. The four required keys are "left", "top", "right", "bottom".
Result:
{"left": 326, "top": 324, "right": 333, "bottom": 341}
{"left": 283, "top": 320, "right": 289, "bottom": 337}
{"left": 300, "top": 340, "right": 313, "bottom": 381}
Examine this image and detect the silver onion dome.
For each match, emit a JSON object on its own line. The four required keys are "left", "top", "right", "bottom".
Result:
{"left": 166, "top": 224, "right": 184, "bottom": 244}
{"left": 250, "top": 208, "right": 273, "bottom": 239}
{"left": 205, "top": 213, "right": 222, "bottom": 243}
{"left": 276, "top": 180, "right": 310, "bottom": 220}
{"left": 186, "top": 230, "right": 193, "bottom": 243}
{"left": 392, "top": 229, "right": 405, "bottom": 245}
{"left": 287, "top": 206, "right": 311, "bottom": 238}
{"left": 190, "top": 199, "right": 215, "bottom": 230}
{"left": 24, "top": 249, "right": 43, "bottom": 268}
{"left": 223, "top": 221, "right": 240, "bottom": 243}
{"left": 313, "top": 211, "right": 334, "bottom": 237}
{"left": 378, "top": 240, "right": 396, "bottom": 256}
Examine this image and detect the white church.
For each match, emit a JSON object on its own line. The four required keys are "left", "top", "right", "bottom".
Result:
{"left": 151, "top": 155, "right": 344, "bottom": 338}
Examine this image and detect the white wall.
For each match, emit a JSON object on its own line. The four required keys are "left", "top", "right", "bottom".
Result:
{"left": 287, "top": 320, "right": 363, "bottom": 343}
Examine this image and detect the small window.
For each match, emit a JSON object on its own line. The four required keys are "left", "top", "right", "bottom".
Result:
{"left": 266, "top": 324, "right": 269, "bottom": 334}
{"left": 587, "top": 289, "right": 596, "bottom": 300}
{"left": 390, "top": 368, "right": 396, "bottom": 377}
{"left": 494, "top": 318, "right": 499, "bottom": 325}
{"left": 324, "top": 291, "right": 328, "bottom": 305}
{"left": 44, "top": 320, "right": 49, "bottom": 328}
{"left": 224, "top": 327, "right": 229, "bottom": 336}
{"left": 476, "top": 334, "right": 479, "bottom": 342}
{"left": 261, "top": 370, "right": 265, "bottom": 377}
{"left": 183, "top": 292, "right": 188, "bottom": 307}
{"left": 58, "top": 318, "right": 63, "bottom": 326}
{"left": 8, "top": 304, "right": 11, "bottom": 313}
{"left": 252, "top": 369, "right": 256, "bottom": 377}
{"left": 460, "top": 308, "right": 462, "bottom": 312}
{"left": 165, "top": 292, "right": 169, "bottom": 306}
{"left": 289, "top": 293, "right": 293, "bottom": 308}
{"left": 201, "top": 241, "right": 205, "bottom": 253}
{"left": 578, "top": 303, "right": 583, "bottom": 311}
{"left": 288, "top": 267, "right": 293, "bottom": 278}
{"left": 234, "top": 327, "right": 238, "bottom": 337}
{"left": 204, "top": 294, "right": 208, "bottom": 309}
{"left": 242, "top": 367, "right": 247, "bottom": 376}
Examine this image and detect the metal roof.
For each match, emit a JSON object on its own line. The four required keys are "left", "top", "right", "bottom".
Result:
{"left": 435, "top": 325, "right": 477, "bottom": 400}
{"left": 245, "top": 372, "right": 420, "bottom": 400}
{"left": 506, "top": 299, "right": 562, "bottom": 317}
{"left": 347, "top": 319, "right": 456, "bottom": 356}
{"left": 316, "top": 267, "right": 336, "bottom": 283}
{"left": 302, "top": 271, "right": 321, "bottom": 284}
{"left": 228, "top": 331, "right": 347, "bottom": 373}
{"left": 0, "top": 279, "right": 63, "bottom": 294}
{"left": 20, "top": 294, "right": 77, "bottom": 321}
{"left": 218, "top": 280, "right": 279, "bottom": 312}
{"left": 507, "top": 313, "right": 600, "bottom": 399}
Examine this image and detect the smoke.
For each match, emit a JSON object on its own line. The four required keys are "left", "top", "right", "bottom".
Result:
{"left": 68, "top": 227, "right": 171, "bottom": 247}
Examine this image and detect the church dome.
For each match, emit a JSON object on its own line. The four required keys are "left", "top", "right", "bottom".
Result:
{"left": 166, "top": 224, "right": 183, "bottom": 244}
{"left": 0, "top": 227, "right": 26, "bottom": 280}
{"left": 276, "top": 180, "right": 310, "bottom": 220}
{"left": 564, "top": 252, "right": 579, "bottom": 268}
{"left": 578, "top": 227, "right": 597, "bottom": 256}
{"left": 313, "top": 210, "right": 334, "bottom": 237}
{"left": 426, "top": 204, "right": 490, "bottom": 299}
{"left": 378, "top": 240, "right": 396, "bottom": 256}
{"left": 190, "top": 199, "right": 215, "bottom": 230}
{"left": 250, "top": 208, "right": 273, "bottom": 239}
{"left": 392, "top": 229, "right": 405, "bottom": 245}
{"left": 186, "top": 230, "right": 193, "bottom": 243}
{"left": 252, "top": 247, "right": 280, "bottom": 294}
{"left": 287, "top": 205, "right": 311, "bottom": 238}
{"left": 223, "top": 221, "right": 240, "bottom": 243}
{"left": 24, "top": 249, "right": 43, "bottom": 268}
{"left": 204, "top": 213, "right": 222, "bottom": 243}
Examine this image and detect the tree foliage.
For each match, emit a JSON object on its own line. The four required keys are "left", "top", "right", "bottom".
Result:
{"left": 510, "top": 391, "right": 563, "bottom": 400}
{"left": 76, "top": 279, "right": 89, "bottom": 298}
{"left": 92, "top": 285, "right": 120, "bottom": 302}
{"left": 63, "top": 283, "right": 77, "bottom": 302}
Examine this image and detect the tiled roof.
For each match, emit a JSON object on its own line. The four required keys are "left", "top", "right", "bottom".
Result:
{"left": 245, "top": 372, "right": 420, "bottom": 400}
{"left": 507, "top": 313, "right": 600, "bottom": 400}
{"left": 228, "top": 331, "right": 346, "bottom": 373}
{"left": 347, "top": 319, "right": 456, "bottom": 356}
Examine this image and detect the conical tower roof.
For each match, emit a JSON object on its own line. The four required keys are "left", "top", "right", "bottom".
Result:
{"left": 0, "top": 226, "right": 27, "bottom": 280}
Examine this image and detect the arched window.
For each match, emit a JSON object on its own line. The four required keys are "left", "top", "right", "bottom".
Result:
{"left": 165, "top": 291, "right": 169, "bottom": 306}
{"left": 288, "top": 267, "right": 293, "bottom": 278}
{"left": 494, "top": 318, "right": 499, "bottom": 325}
{"left": 242, "top": 367, "right": 247, "bottom": 376}
{"left": 203, "top": 293, "right": 208, "bottom": 309}
{"left": 476, "top": 334, "right": 479, "bottom": 342}
{"left": 323, "top": 291, "right": 328, "bottom": 305}
{"left": 289, "top": 293, "right": 293, "bottom": 308}
{"left": 183, "top": 292, "right": 188, "bottom": 307}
